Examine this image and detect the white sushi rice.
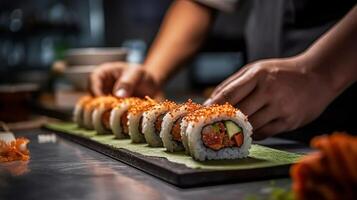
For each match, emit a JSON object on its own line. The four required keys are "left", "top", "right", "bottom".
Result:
{"left": 110, "top": 104, "right": 130, "bottom": 139}
{"left": 187, "top": 111, "right": 253, "bottom": 161}
{"left": 161, "top": 107, "right": 187, "bottom": 152}
{"left": 73, "top": 103, "right": 84, "bottom": 127}
{"left": 180, "top": 118, "right": 191, "bottom": 155}
{"left": 93, "top": 104, "right": 112, "bottom": 135}
{"left": 142, "top": 106, "right": 170, "bottom": 147}
{"left": 73, "top": 96, "right": 93, "bottom": 128}
{"left": 128, "top": 112, "right": 146, "bottom": 143}
{"left": 83, "top": 107, "right": 95, "bottom": 130}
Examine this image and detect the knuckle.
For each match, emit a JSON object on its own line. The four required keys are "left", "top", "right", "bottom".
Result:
{"left": 210, "top": 89, "right": 232, "bottom": 105}
{"left": 221, "top": 88, "right": 234, "bottom": 102}
{"left": 125, "top": 65, "right": 141, "bottom": 74}
{"left": 253, "top": 63, "right": 268, "bottom": 76}
{"left": 133, "top": 67, "right": 145, "bottom": 75}
{"left": 250, "top": 66, "right": 263, "bottom": 78}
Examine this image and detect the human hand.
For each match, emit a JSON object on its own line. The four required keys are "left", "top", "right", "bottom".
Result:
{"left": 205, "top": 57, "right": 335, "bottom": 140}
{"left": 89, "top": 62, "right": 161, "bottom": 98}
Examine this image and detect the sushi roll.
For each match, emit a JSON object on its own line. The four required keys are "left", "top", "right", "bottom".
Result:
{"left": 109, "top": 97, "right": 142, "bottom": 139}
{"left": 73, "top": 95, "right": 93, "bottom": 128}
{"left": 142, "top": 100, "right": 177, "bottom": 147}
{"left": 127, "top": 97, "right": 157, "bottom": 143}
{"left": 184, "top": 103, "right": 253, "bottom": 161}
{"left": 92, "top": 97, "right": 119, "bottom": 134}
{"left": 161, "top": 100, "right": 201, "bottom": 152}
{"left": 82, "top": 96, "right": 113, "bottom": 130}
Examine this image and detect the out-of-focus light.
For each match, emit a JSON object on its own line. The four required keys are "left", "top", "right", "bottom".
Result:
{"left": 10, "top": 9, "right": 22, "bottom": 19}
{"left": 10, "top": 19, "right": 22, "bottom": 32}
{"left": 38, "top": 134, "right": 57, "bottom": 144}
{"left": 10, "top": 9, "right": 23, "bottom": 32}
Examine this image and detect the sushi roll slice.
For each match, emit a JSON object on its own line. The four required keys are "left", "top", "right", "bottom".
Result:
{"left": 109, "top": 97, "right": 142, "bottom": 139}
{"left": 142, "top": 100, "right": 177, "bottom": 147}
{"left": 184, "top": 103, "right": 253, "bottom": 161}
{"left": 127, "top": 97, "right": 157, "bottom": 143}
{"left": 92, "top": 97, "right": 119, "bottom": 134}
{"left": 73, "top": 95, "right": 93, "bottom": 128}
{"left": 82, "top": 96, "right": 113, "bottom": 130}
{"left": 161, "top": 100, "right": 201, "bottom": 152}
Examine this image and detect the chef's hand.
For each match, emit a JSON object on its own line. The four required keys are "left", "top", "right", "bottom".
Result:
{"left": 204, "top": 57, "right": 334, "bottom": 140}
{"left": 89, "top": 62, "right": 160, "bottom": 98}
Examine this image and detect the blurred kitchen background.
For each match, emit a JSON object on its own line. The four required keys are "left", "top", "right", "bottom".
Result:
{"left": 0, "top": 0, "right": 251, "bottom": 122}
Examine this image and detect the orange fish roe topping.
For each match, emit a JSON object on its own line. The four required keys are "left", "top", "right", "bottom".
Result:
{"left": 151, "top": 100, "right": 178, "bottom": 112}
{"left": 182, "top": 99, "right": 202, "bottom": 112}
{"left": 168, "top": 99, "right": 202, "bottom": 118}
{"left": 0, "top": 137, "right": 30, "bottom": 162}
{"left": 184, "top": 103, "right": 238, "bottom": 123}
{"left": 77, "top": 95, "right": 93, "bottom": 106}
{"left": 114, "top": 97, "right": 143, "bottom": 110}
{"left": 121, "top": 97, "right": 142, "bottom": 105}
{"left": 84, "top": 96, "right": 118, "bottom": 111}
{"left": 128, "top": 96, "right": 157, "bottom": 115}
{"left": 100, "top": 97, "right": 120, "bottom": 109}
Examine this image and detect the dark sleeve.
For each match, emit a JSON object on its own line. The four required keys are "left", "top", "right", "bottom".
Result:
{"left": 194, "top": 0, "right": 239, "bottom": 12}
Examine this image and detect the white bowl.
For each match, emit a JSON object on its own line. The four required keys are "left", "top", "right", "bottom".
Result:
{"left": 65, "top": 47, "right": 128, "bottom": 66}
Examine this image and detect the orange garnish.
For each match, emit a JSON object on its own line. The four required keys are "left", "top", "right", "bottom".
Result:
{"left": 0, "top": 137, "right": 30, "bottom": 162}
{"left": 290, "top": 132, "right": 357, "bottom": 200}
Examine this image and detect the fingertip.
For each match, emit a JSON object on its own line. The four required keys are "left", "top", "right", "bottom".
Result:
{"left": 114, "top": 88, "right": 128, "bottom": 98}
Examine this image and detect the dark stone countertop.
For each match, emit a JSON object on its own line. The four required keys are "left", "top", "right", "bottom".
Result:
{"left": 0, "top": 128, "right": 311, "bottom": 200}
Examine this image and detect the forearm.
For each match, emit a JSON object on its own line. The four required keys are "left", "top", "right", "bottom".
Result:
{"left": 143, "top": 0, "right": 215, "bottom": 85}
{"left": 301, "top": 5, "right": 357, "bottom": 96}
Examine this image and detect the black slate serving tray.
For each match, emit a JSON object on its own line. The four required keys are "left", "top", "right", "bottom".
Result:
{"left": 44, "top": 123, "right": 301, "bottom": 188}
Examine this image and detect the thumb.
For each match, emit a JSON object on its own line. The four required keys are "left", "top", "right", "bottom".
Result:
{"left": 113, "top": 66, "right": 143, "bottom": 98}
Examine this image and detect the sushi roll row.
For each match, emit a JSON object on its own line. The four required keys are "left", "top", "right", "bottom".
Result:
{"left": 73, "top": 96, "right": 253, "bottom": 161}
